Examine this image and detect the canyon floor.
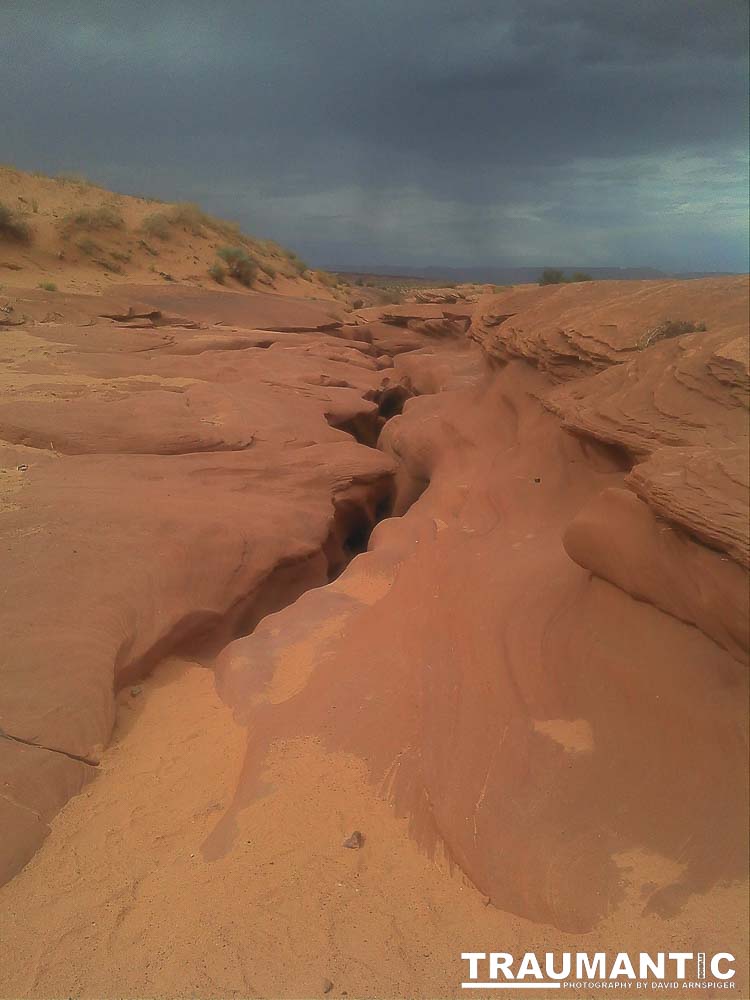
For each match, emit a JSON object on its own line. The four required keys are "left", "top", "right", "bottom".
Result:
{"left": 0, "top": 171, "right": 748, "bottom": 999}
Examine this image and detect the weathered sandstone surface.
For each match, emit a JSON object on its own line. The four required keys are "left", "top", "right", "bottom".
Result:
{"left": 0, "top": 270, "right": 747, "bottom": 995}
{"left": 0, "top": 283, "right": 461, "bottom": 883}
{"left": 213, "top": 276, "right": 748, "bottom": 937}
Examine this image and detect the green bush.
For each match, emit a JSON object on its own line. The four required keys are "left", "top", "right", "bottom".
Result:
{"left": 258, "top": 239, "right": 283, "bottom": 258}
{"left": 539, "top": 268, "right": 592, "bottom": 285}
{"left": 539, "top": 268, "right": 566, "bottom": 285}
{"left": 141, "top": 212, "right": 172, "bottom": 240}
{"left": 0, "top": 202, "right": 32, "bottom": 243}
{"left": 209, "top": 262, "right": 226, "bottom": 284}
{"left": 216, "top": 246, "right": 257, "bottom": 286}
{"left": 38, "top": 281, "right": 57, "bottom": 291}
{"left": 169, "top": 202, "right": 210, "bottom": 236}
{"left": 169, "top": 203, "right": 244, "bottom": 242}
{"left": 62, "top": 205, "right": 124, "bottom": 232}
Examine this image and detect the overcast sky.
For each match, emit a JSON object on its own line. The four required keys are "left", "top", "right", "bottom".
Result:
{"left": 1, "top": 0, "right": 747, "bottom": 271}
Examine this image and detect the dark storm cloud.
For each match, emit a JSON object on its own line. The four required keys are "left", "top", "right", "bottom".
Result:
{"left": 1, "top": 0, "right": 747, "bottom": 270}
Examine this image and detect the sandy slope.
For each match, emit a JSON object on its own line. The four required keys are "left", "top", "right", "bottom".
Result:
{"left": 0, "top": 165, "right": 339, "bottom": 300}
{"left": 0, "top": 655, "right": 743, "bottom": 999}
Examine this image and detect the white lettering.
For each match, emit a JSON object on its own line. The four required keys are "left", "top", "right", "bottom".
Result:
{"left": 577, "top": 953, "right": 606, "bottom": 979}
{"left": 610, "top": 953, "right": 636, "bottom": 979}
{"left": 489, "top": 953, "right": 514, "bottom": 980}
{"left": 640, "top": 953, "right": 666, "bottom": 979}
{"left": 710, "top": 954, "right": 735, "bottom": 980}
{"left": 669, "top": 953, "right": 693, "bottom": 979}
{"left": 517, "top": 953, "right": 543, "bottom": 980}
{"left": 545, "top": 952, "right": 571, "bottom": 980}
{"left": 461, "top": 953, "right": 485, "bottom": 980}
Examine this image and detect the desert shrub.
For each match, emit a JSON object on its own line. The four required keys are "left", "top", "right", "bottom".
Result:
{"left": 62, "top": 204, "right": 124, "bottom": 232}
{"left": 30, "top": 198, "right": 39, "bottom": 214}
{"left": 285, "top": 251, "right": 308, "bottom": 275}
{"left": 258, "top": 239, "right": 284, "bottom": 258}
{"left": 539, "top": 268, "right": 566, "bottom": 285}
{"left": 259, "top": 261, "right": 277, "bottom": 279}
{"left": 147, "top": 203, "right": 248, "bottom": 243}
{"left": 141, "top": 212, "right": 172, "bottom": 240}
{"left": 169, "top": 202, "right": 209, "bottom": 236}
{"left": 351, "top": 298, "right": 364, "bottom": 310}
{"left": 209, "top": 262, "right": 226, "bottom": 284}
{"left": 110, "top": 250, "right": 131, "bottom": 263}
{"left": 76, "top": 238, "right": 101, "bottom": 256}
{"left": 168, "top": 203, "right": 242, "bottom": 242}
{"left": 57, "top": 171, "right": 90, "bottom": 187}
{"left": 96, "top": 259, "right": 123, "bottom": 273}
{"left": 217, "top": 246, "right": 257, "bottom": 286}
{"left": 38, "top": 281, "right": 57, "bottom": 291}
{"left": 317, "top": 270, "right": 338, "bottom": 288}
{"left": 0, "top": 201, "right": 32, "bottom": 243}
{"left": 640, "top": 318, "right": 707, "bottom": 350}
{"left": 540, "top": 268, "right": 592, "bottom": 285}
{"left": 215, "top": 219, "right": 243, "bottom": 242}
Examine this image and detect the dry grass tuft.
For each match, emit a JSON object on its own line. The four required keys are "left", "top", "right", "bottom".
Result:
{"left": 216, "top": 246, "right": 258, "bottom": 286}
{"left": 61, "top": 204, "right": 124, "bottom": 233}
{"left": 0, "top": 201, "right": 32, "bottom": 243}
{"left": 640, "top": 318, "right": 707, "bottom": 350}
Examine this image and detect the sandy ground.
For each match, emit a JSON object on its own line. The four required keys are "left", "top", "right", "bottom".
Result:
{"left": 1, "top": 654, "right": 745, "bottom": 1000}
{"left": 0, "top": 656, "right": 501, "bottom": 998}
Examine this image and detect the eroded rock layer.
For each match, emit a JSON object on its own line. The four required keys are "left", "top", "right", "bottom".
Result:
{"left": 213, "top": 360, "right": 748, "bottom": 935}
{"left": 1, "top": 275, "right": 748, "bottom": 980}
{"left": 0, "top": 283, "right": 458, "bottom": 881}
{"left": 210, "top": 276, "right": 748, "bottom": 943}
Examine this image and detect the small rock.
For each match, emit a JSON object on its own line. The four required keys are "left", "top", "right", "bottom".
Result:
{"left": 343, "top": 830, "right": 364, "bottom": 849}
{"left": 533, "top": 477, "right": 541, "bottom": 484}
{"left": 16, "top": 464, "right": 28, "bottom": 472}
{"left": 322, "top": 979, "right": 334, "bottom": 994}
{"left": 130, "top": 685, "right": 143, "bottom": 698}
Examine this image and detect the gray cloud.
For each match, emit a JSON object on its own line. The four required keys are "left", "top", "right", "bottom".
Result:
{"left": 1, "top": 0, "right": 747, "bottom": 270}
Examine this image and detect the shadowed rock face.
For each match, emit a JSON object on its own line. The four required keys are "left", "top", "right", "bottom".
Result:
{"left": 0, "top": 276, "right": 748, "bottom": 968}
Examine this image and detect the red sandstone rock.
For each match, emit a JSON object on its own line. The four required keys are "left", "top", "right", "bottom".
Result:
{"left": 1, "top": 272, "right": 747, "bottom": 973}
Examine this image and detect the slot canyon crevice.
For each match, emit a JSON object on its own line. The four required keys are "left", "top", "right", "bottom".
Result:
{"left": 0, "top": 270, "right": 747, "bottom": 999}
